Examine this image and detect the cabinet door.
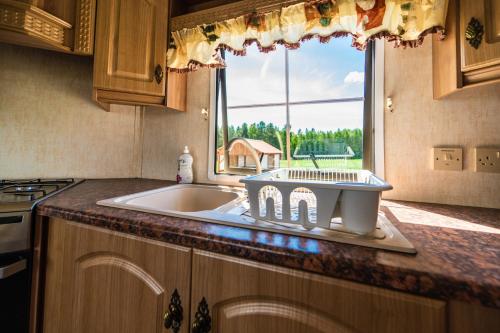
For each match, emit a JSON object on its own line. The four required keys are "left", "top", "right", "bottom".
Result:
{"left": 93, "top": 0, "right": 168, "bottom": 96}
{"left": 43, "top": 219, "right": 191, "bottom": 333}
{"left": 461, "top": 0, "right": 500, "bottom": 71}
{"left": 191, "top": 250, "right": 446, "bottom": 333}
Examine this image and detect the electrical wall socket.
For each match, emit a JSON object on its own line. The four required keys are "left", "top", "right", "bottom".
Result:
{"left": 433, "top": 148, "right": 463, "bottom": 171}
{"left": 475, "top": 148, "right": 500, "bottom": 173}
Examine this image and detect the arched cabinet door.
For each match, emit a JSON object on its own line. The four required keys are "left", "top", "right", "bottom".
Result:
{"left": 190, "top": 250, "right": 446, "bottom": 333}
{"left": 210, "top": 296, "right": 357, "bottom": 333}
{"left": 43, "top": 219, "right": 191, "bottom": 333}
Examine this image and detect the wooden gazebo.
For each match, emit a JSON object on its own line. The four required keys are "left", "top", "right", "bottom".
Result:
{"left": 217, "top": 138, "right": 282, "bottom": 172}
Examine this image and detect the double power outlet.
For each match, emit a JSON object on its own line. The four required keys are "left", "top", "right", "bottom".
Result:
{"left": 475, "top": 148, "right": 500, "bottom": 173}
{"left": 433, "top": 147, "right": 500, "bottom": 173}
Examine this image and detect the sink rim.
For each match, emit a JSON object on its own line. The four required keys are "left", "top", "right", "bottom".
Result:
{"left": 97, "top": 183, "right": 246, "bottom": 214}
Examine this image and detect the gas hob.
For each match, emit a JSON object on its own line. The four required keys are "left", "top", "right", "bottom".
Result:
{"left": 0, "top": 178, "right": 79, "bottom": 213}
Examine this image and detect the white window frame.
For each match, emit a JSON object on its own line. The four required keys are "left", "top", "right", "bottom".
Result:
{"left": 373, "top": 39, "right": 385, "bottom": 179}
{"left": 208, "top": 39, "right": 385, "bottom": 184}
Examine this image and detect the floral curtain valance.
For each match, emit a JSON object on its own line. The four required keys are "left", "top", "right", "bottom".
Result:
{"left": 167, "top": 0, "right": 448, "bottom": 72}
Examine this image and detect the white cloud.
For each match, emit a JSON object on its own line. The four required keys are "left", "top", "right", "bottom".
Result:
{"left": 343, "top": 71, "right": 365, "bottom": 84}
{"left": 223, "top": 45, "right": 365, "bottom": 130}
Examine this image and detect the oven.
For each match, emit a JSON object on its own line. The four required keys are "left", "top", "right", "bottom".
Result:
{"left": 0, "top": 251, "right": 31, "bottom": 333}
{"left": 0, "top": 179, "right": 79, "bottom": 333}
{"left": 0, "top": 213, "right": 32, "bottom": 333}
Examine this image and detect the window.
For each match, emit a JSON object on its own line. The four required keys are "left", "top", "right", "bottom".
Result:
{"left": 212, "top": 38, "right": 374, "bottom": 177}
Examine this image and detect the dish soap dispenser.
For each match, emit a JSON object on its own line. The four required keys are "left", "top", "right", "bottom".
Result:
{"left": 177, "top": 146, "right": 193, "bottom": 184}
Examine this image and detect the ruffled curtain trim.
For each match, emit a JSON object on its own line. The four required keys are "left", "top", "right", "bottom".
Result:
{"left": 167, "top": 0, "right": 449, "bottom": 72}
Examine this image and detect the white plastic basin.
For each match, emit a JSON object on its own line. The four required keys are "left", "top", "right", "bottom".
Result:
{"left": 97, "top": 184, "right": 245, "bottom": 214}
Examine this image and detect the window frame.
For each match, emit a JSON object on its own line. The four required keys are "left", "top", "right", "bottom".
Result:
{"left": 207, "top": 39, "right": 385, "bottom": 185}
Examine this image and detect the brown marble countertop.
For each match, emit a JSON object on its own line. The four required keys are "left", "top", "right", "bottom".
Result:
{"left": 36, "top": 178, "right": 500, "bottom": 308}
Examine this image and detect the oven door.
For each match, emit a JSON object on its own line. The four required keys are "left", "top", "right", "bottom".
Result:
{"left": 0, "top": 252, "right": 30, "bottom": 333}
{"left": 0, "top": 212, "right": 31, "bottom": 254}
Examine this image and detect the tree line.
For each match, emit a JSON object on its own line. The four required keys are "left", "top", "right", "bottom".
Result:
{"left": 217, "top": 121, "right": 363, "bottom": 159}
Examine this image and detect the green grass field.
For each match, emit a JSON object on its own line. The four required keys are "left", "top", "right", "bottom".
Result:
{"left": 216, "top": 159, "right": 363, "bottom": 173}
{"left": 280, "top": 159, "right": 362, "bottom": 169}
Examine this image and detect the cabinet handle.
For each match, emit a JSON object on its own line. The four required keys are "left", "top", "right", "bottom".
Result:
{"left": 0, "top": 258, "right": 26, "bottom": 279}
{"left": 465, "top": 17, "right": 483, "bottom": 49}
{"left": 191, "top": 297, "right": 211, "bottom": 333}
{"left": 155, "top": 64, "right": 164, "bottom": 84}
{"left": 163, "top": 289, "right": 183, "bottom": 332}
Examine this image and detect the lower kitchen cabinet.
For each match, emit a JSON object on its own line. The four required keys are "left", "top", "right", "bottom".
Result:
{"left": 39, "top": 219, "right": 499, "bottom": 333}
{"left": 190, "top": 250, "right": 445, "bottom": 333}
{"left": 42, "top": 219, "right": 191, "bottom": 333}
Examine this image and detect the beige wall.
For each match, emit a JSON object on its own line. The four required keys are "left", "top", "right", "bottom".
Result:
{"left": 141, "top": 70, "right": 211, "bottom": 183}
{"left": 2, "top": 41, "right": 498, "bottom": 208}
{"left": 0, "top": 44, "right": 142, "bottom": 179}
{"left": 384, "top": 41, "right": 500, "bottom": 208}
{"left": 141, "top": 43, "right": 500, "bottom": 209}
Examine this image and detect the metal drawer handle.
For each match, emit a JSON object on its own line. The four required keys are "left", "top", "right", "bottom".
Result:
{"left": 164, "top": 289, "right": 183, "bottom": 332}
{"left": 465, "top": 17, "right": 483, "bottom": 49}
{"left": 0, "top": 258, "right": 26, "bottom": 279}
{"left": 192, "top": 297, "right": 211, "bottom": 333}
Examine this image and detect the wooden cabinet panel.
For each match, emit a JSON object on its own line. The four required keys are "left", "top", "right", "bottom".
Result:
{"left": 191, "top": 250, "right": 446, "bottom": 333}
{"left": 73, "top": 0, "right": 96, "bottom": 55}
{"left": 486, "top": 0, "right": 500, "bottom": 43}
{"left": 0, "top": 0, "right": 96, "bottom": 55}
{"left": 432, "top": 0, "right": 462, "bottom": 98}
{"left": 166, "top": 71, "right": 187, "bottom": 111}
{"left": 43, "top": 219, "right": 191, "bottom": 333}
{"left": 448, "top": 301, "right": 500, "bottom": 333}
{"left": 93, "top": 0, "right": 168, "bottom": 96}
{"left": 433, "top": 0, "right": 500, "bottom": 98}
{"left": 460, "top": 0, "right": 500, "bottom": 72}
{"left": 92, "top": 71, "right": 187, "bottom": 111}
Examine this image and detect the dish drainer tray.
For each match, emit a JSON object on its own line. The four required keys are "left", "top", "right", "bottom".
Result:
{"left": 240, "top": 168, "right": 393, "bottom": 235}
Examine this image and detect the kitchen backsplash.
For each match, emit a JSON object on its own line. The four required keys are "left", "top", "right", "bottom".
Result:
{"left": 141, "top": 70, "right": 211, "bottom": 183}
{"left": 383, "top": 41, "right": 500, "bottom": 209}
{"left": 0, "top": 44, "right": 143, "bottom": 179}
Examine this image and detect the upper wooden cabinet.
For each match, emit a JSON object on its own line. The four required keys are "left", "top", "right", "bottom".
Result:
{"left": 0, "top": 0, "right": 96, "bottom": 54}
{"left": 1, "top": 0, "right": 187, "bottom": 111}
{"left": 460, "top": 0, "right": 500, "bottom": 83}
{"left": 433, "top": 0, "right": 500, "bottom": 98}
{"left": 93, "top": 0, "right": 168, "bottom": 97}
{"left": 92, "top": 0, "right": 187, "bottom": 111}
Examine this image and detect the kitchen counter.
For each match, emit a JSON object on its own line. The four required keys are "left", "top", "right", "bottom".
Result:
{"left": 36, "top": 178, "right": 500, "bottom": 308}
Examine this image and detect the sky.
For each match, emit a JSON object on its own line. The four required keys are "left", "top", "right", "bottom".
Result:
{"left": 222, "top": 37, "right": 366, "bottom": 131}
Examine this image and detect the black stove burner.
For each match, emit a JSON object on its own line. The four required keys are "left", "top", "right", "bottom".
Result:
{"left": 0, "top": 178, "right": 75, "bottom": 203}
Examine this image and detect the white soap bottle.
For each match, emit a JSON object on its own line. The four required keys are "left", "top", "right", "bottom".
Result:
{"left": 177, "top": 146, "right": 193, "bottom": 184}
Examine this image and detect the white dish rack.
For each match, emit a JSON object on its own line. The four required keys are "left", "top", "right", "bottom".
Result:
{"left": 240, "top": 168, "right": 393, "bottom": 235}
